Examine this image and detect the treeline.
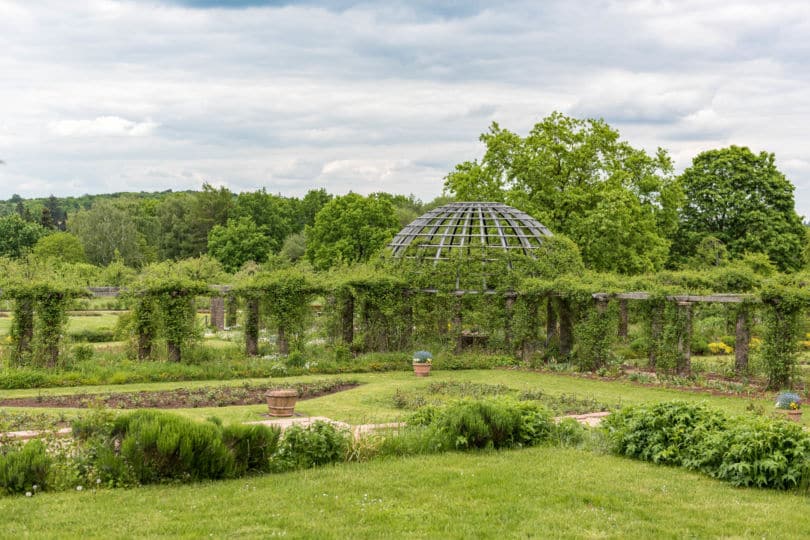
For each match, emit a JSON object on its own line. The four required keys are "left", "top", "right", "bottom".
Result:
{"left": 0, "top": 186, "right": 438, "bottom": 272}
{"left": 2, "top": 111, "right": 809, "bottom": 275}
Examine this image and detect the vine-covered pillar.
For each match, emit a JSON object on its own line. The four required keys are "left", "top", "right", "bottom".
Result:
{"left": 648, "top": 302, "right": 664, "bottom": 370}
{"left": 133, "top": 296, "right": 157, "bottom": 361}
{"left": 545, "top": 295, "right": 558, "bottom": 351}
{"left": 760, "top": 297, "right": 802, "bottom": 389}
{"left": 617, "top": 299, "right": 629, "bottom": 341}
{"left": 402, "top": 290, "right": 413, "bottom": 349}
{"left": 558, "top": 297, "right": 574, "bottom": 357}
{"left": 521, "top": 296, "right": 539, "bottom": 362}
{"left": 453, "top": 295, "right": 464, "bottom": 354}
{"left": 225, "top": 292, "right": 238, "bottom": 328}
{"left": 12, "top": 294, "right": 35, "bottom": 363}
{"left": 341, "top": 292, "right": 354, "bottom": 345}
{"left": 277, "top": 324, "right": 289, "bottom": 355}
{"left": 165, "top": 294, "right": 194, "bottom": 363}
{"left": 734, "top": 304, "right": 750, "bottom": 375}
{"left": 37, "top": 291, "right": 69, "bottom": 368}
{"left": 504, "top": 294, "right": 516, "bottom": 350}
{"left": 245, "top": 296, "right": 260, "bottom": 356}
{"left": 210, "top": 296, "right": 225, "bottom": 330}
{"left": 675, "top": 301, "right": 693, "bottom": 375}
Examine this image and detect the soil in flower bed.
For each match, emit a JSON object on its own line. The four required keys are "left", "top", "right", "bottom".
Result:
{"left": 0, "top": 379, "right": 359, "bottom": 409}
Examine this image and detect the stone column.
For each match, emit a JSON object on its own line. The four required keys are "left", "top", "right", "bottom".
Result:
{"left": 735, "top": 305, "right": 750, "bottom": 375}
{"left": 245, "top": 297, "right": 260, "bottom": 356}
{"left": 618, "top": 299, "right": 629, "bottom": 341}
{"left": 676, "top": 302, "right": 693, "bottom": 375}
{"left": 210, "top": 296, "right": 225, "bottom": 330}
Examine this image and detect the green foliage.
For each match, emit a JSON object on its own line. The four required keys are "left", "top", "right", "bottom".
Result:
{"left": 306, "top": 193, "right": 400, "bottom": 270}
{"left": 429, "top": 398, "right": 553, "bottom": 450}
{"left": 603, "top": 401, "right": 728, "bottom": 466}
{"left": 0, "top": 440, "right": 51, "bottom": 495}
{"left": 604, "top": 401, "right": 810, "bottom": 490}
{"left": 69, "top": 199, "right": 152, "bottom": 267}
{"left": 207, "top": 216, "right": 273, "bottom": 272}
{"left": 0, "top": 215, "right": 46, "bottom": 259}
{"left": 444, "top": 112, "right": 680, "bottom": 274}
{"left": 112, "top": 411, "right": 234, "bottom": 483}
{"left": 674, "top": 146, "right": 805, "bottom": 272}
{"left": 232, "top": 188, "right": 292, "bottom": 253}
{"left": 32, "top": 232, "right": 86, "bottom": 263}
{"left": 280, "top": 232, "right": 306, "bottom": 262}
{"left": 221, "top": 424, "right": 281, "bottom": 476}
{"left": 270, "top": 421, "right": 350, "bottom": 472}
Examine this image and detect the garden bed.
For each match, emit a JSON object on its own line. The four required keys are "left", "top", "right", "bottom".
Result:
{"left": 0, "top": 379, "right": 359, "bottom": 409}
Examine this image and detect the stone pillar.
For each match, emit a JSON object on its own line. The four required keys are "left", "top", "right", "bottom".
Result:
{"left": 558, "top": 298, "right": 574, "bottom": 357}
{"left": 545, "top": 296, "right": 558, "bottom": 350}
{"left": 14, "top": 296, "right": 34, "bottom": 361}
{"left": 225, "top": 293, "right": 238, "bottom": 328}
{"left": 522, "top": 298, "right": 539, "bottom": 362}
{"left": 735, "top": 306, "right": 750, "bottom": 375}
{"left": 341, "top": 293, "right": 354, "bottom": 345}
{"left": 277, "top": 325, "right": 289, "bottom": 355}
{"left": 504, "top": 295, "right": 516, "bottom": 350}
{"left": 210, "top": 296, "right": 225, "bottom": 330}
{"left": 648, "top": 303, "right": 663, "bottom": 370}
{"left": 454, "top": 296, "right": 463, "bottom": 354}
{"left": 676, "top": 302, "right": 693, "bottom": 375}
{"left": 618, "top": 299, "right": 628, "bottom": 341}
{"left": 245, "top": 297, "right": 260, "bottom": 356}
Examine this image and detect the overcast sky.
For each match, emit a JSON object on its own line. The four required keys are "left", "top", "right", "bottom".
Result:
{"left": 2, "top": 0, "right": 810, "bottom": 216}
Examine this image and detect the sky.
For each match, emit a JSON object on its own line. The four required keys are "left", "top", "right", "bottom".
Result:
{"left": 2, "top": 0, "right": 810, "bottom": 216}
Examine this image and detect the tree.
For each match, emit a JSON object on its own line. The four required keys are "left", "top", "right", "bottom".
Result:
{"left": 0, "top": 215, "right": 46, "bottom": 258}
{"left": 32, "top": 232, "right": 86, "bottom": 263}
{"left": 674, "top": 146, "right": 805, "bottom": 272}
{"left": 306, "top": 193, "right": 400, "bottom": 270}
{"left": 207, "top": 217, "right": 273, "bottom": 272}
{"left": 233, "top": 189, "right": 292, "bottom": 253}
{"left": 69, "top": 200, "right": 149, "bottom": 267}
{"left": 443, "top": 112, "right": 681, "bottom": 274}
{"left": 293, "top": 188, "right": 332, "bottom": 231}
{"left": 280, "top": 232, "right": 306, "bottom": 262}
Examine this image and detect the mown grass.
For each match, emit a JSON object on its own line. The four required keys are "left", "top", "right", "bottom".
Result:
{"left": 0, "top": 369, "right": 796, "bottom": 426}
{"left": 2, "top": 446, "right": 809, "bottom": 539}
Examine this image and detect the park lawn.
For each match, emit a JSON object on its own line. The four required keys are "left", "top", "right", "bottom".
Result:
{"left": 0, "top": 369, "right": 794, "bottom": 426}
{"left": 2, "top": 446, "right": 809, "bottom": 539}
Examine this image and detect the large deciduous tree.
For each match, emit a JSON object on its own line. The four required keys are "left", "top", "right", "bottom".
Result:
{"left": 207, "top": 217, "right": 273, "bottom": 272}
{"left": 305, "top": 193, "right": 400, "bottom": 270}
{"left": 0, "top": 215, "right": 46, "bottom": 258}
{"left": 32, "top": 232, "right": 87, "bottom": 263}
{"left": 443, "top": 112, "right": 681, "bottom": 274}
{"left": 69, "top": 200, "right": 150, "bottom": 267}
{"left": 673, "top": 146, "right": 805, "bottom": 272}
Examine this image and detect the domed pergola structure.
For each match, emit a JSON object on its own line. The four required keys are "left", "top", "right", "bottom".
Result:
{"left": 388, "top": 201, "right": 552, "bottom": 260}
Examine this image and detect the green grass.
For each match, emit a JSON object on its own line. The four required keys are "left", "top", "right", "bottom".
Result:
{"left": 2, "top": 446, "right": 808, "bottom": 538}
{"left": 0, "top": 369, "right": 795, "bottom": 426}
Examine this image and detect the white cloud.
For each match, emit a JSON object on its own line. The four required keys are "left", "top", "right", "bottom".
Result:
{"left": 48, "top": 116, "right": 159, "bottom": 137}
{"left": 1, "top": 0, "right": 810, "bottom": 217}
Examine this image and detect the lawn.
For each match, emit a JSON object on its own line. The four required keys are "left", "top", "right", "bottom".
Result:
{"left": 0, "top": 369, "right": 797, "bottom": 426}
{"left": 2, "top": 445, "right": 808, "bottom": 538}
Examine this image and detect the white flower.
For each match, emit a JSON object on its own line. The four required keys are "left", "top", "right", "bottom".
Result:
{"left": 76, "top": 486, "right": 83, "bottom": 491}
{"left": 25, "top": 492, "right": 32, "bottom": 497}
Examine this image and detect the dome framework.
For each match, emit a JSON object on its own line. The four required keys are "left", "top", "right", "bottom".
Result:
{"left": 388, "top": 202, "right": 552, "bottom": 261}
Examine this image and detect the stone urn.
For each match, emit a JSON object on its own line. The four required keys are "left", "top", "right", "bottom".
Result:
{"left": 266, "top": 389, "right": 299, "bottom": 417}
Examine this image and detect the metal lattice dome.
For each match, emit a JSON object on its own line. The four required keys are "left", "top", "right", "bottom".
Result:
{"left": 388, "top": 202, "right": 553, "bottom": 260}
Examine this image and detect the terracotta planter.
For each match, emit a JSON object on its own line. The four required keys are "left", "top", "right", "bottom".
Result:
{"left": 413, "top": 361, "right": 432, "bottom": 377}
{"left": 266, "top": 389, "right": 298, "bottom": 417}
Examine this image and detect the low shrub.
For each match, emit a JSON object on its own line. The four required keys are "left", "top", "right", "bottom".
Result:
{"left": 222, "top": 424, "right": 281, "bottom": 476}
{"left": 602, "top": 401, "right": 728, "bottom": 466}
{"left": 603, "top": 400, "right": 810, "bottom": 490}
{"left": 430, "top": 398, "right": 553, "bottom": 450}
{"left": 270, "top": 421, "right": 350, "bottom": 472}
{"left": 68, "top": 328, "right": 116, "bottom": 343}
{"left": 0, "top": 440, "right": 51, "bottom": 495}
{"left": 112, "top": 411, "right": 234, "bottom": 484}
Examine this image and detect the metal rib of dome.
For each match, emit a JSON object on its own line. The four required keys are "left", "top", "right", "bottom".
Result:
{"left": 388, "top": 202, "right": 552, "bottom": 260}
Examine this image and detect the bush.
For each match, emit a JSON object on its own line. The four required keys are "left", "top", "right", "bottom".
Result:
{"left": 431, "top": 398, "right": 553, "bottom": 450}
{"left": 0, "top": 440, "right": 51, "bottom": 495}
{"left": 68, "top": 328, "right": 116, "bottom": 343}
{"left": 270, "top": 421, "right": 350, "bottom": 472}
{"left": 602, "top": 401, "right": 728, "bottom": 466}
{"left": 222, "top": 424, "right": 281, "bottom": 476}
{"left": 690, "top": 417, "right": 810, "bottom": 489}
{"left": 112, "top": 411, "right": 234, "bottom": 484}
{"left": 603, "top": 400, "right": 810, "bottom": 490}
{"left": 72, "top": 344, "right": 94, "bottom": 362}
